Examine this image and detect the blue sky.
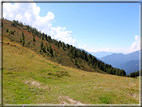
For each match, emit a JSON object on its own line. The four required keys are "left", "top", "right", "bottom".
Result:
{"left": 3, "top": 2, "right": 140, "bottom": 54}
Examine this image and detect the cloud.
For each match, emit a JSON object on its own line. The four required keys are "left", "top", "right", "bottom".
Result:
{"left": 88, "top": 47, "right": 118, "bottom": 53}
{"left": 130, "top": 35, "right": 140, "bottom": 52}
{"left": 63, "top": 27, "right": 66, "bottom": 30}
{"left": 94, "top": 48, "right": 112, "bottom": 52}
{"left": 3, "top": 3, "right": 41, "bottom": 25}
{"left": 3, "top": 3, "right": 76, "bottom": 46}
{"left": 51, "top": 26, "right": 76, "bottom": 45}
{"left": 77, "top": 44, "right": 129, "bottom": 54}
{"left": 78, "top": 44, "right": 88, "bottom": 50}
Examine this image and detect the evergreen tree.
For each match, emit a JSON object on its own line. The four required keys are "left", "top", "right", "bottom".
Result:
{"left": 22, "top": 32, "right": 25, "bottom": 46}
{"left": 62, "top": 42, "right": 65, "bottom": 50}
{"left": 47, "top": 45, "right": 49, "bottom": 52}
{"left": 49, "top": 44, "right": 53, "bottom": 56}
{"left": 33, "top": 34, "right": 36, "bottom": 42}
{"left": 67, "top": 44, "right": 70, "bottom": 50}
{"left": 74, "top": 58, "right": 78, "bottom": 65}
{"left": 42, "top": 46, "right": 46, "bottom": 53}
{"left": 40, "top": 41, "right": 43, "bottom": 50}
{"left": 42, "top": 35, "right": 44, "bottom": 40}
{"left": 20, "top": 37, "right": 22, "bottom": 43}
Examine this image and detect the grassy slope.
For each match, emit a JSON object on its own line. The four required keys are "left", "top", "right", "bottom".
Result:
{"left": 0, "top": 22, "right": 1, "bottom": 105}
{"left": 2, "top": 19, "right": 102, "bottom": 74}
{"left": 3, "top": 36, "right": 139, "bottom": 104}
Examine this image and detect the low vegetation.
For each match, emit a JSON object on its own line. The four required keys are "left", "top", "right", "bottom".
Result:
{"left": 127, "top": 70, "right": 141, "bottom": 78}
{"left": 2, "top": 19, "right": 140, "bottom": 104}
{"left": 3, "top": 37, "right": 139, "bottom": 104}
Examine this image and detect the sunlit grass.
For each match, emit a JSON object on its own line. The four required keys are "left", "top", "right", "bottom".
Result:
{"left": 3, "top": 36, "right": 139, "bottom": 104}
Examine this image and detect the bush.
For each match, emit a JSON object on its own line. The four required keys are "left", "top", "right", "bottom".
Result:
{"left": 20, "top": 37, "right": 22, "bottom": 43}
{"left": 6, "top": 28, "right": 9, "bottom": 32}
{"left": 28, "top": 40, "right": 31, "bottom": 46}
{"left": 11, "top": 30, "right": 14, "bottom": 35}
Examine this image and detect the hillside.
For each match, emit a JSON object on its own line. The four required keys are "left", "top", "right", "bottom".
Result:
{"left": 3, "top": 35, "right": 139, "bottom": 104}
{"left": 0, "top": 20, "right": 1, "bottom": 105}
{"left": 117, "top": 60, "right": 139, "bottom": 75}
{"left": 2, "top": 19, "right": 126, "bottom": 76}
{"left": 2, "top": 19, "right": 103, "bottom": 74}
{"left": 2, "top": 19, "right": 140, "bottom": 104}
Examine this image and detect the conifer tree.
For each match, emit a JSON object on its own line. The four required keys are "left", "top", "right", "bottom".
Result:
{"left": 40, "top": 41, "right": 43, "bottom": 50}
{"left": 22, "top": 32, "right": 25, "bottom": 46}
{"left": 33, "top": 34, "right": 36, "bottom": 42}
{"left": 74, "top": 58, "right": 78, "bottom": 65}
{"left": 49, "top": 44, "right": 53, "bottom": 56}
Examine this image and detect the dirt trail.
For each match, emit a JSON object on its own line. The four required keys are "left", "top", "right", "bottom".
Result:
{"left": 25, "top": 80, "right": 84, "bottom": 105}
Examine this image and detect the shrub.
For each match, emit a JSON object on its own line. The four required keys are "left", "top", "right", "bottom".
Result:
{"left": 6, "top": 28, "right": 9, "bottom": 32}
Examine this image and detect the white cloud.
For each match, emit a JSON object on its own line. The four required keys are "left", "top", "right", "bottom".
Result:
{"left": 77, "top": 44, "right": 130, "bottom": 54}
{"left": 3, "top": 2, "right": 77, "bottom": 46}
{"left": 33, "top": 3, "right": 40, "bottom": 16}
{"left": 24, "top": 12, "right": 31, "bottom": 22}
{"left": 77, "top": 44, "right": 88, "bottom": 50}
{"left": 130, "top": 35, "right": 140, "bottom": 52}
{"left": 3, "top": 3, "right": 39, "bottom": 25}
{"left": 63, "top": 27, "right": 66, "bottom": 30}
{"left": 51, "top": 26, "right": 76, "bottom": 45}
{"left": 94, "top": 48, "right": 112, "bottom": 52}
{"left": 78, "top": 44, "right": 81, "bottom": 48}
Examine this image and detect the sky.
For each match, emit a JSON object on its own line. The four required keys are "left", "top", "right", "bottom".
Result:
{"left": 2, "top": 1, "right": 141, "bottom": 54}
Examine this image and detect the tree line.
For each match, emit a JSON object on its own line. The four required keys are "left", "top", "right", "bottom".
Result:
{"left": 10, "top": 19, "right": 127, "bottom": 76}
{"left": 127, "top": 70, "right": 141, "bottom": 78}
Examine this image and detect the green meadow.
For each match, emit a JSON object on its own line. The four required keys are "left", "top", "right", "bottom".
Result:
{"left": 3, "top": 36, "right": 139, "bottom": 104}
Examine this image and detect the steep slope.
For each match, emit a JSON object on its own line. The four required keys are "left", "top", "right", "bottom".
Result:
{"left": 0, "top": 21, "right": 1, "bottom": 104}
{"left": 2, "top": 19, "right": 99, "bottom": 73}
{"left": 3, "top": 36, "right": 139, "bottom": 104}
{"left": 2, "top": 19, "right": 126, "bottom": 76}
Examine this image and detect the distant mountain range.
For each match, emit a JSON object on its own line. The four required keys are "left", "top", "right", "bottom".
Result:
{"left": 90, "top": 51, "right": 113, "bottom": 58}
{"left": 99, "top": 50, "right": 141, "bottom": 75}
{"left": 79, "top": 49, "right": 141, "bottom": 75}
{"left": 100, "top": 50, "right": 139, "bottom": 67}
{"left": 117, "top": 60, "right": 139, "bottom": 75}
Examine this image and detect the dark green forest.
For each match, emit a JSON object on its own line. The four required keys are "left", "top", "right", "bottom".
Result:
{"left": 127, "top": 70, "right": 141, "bottom": 78}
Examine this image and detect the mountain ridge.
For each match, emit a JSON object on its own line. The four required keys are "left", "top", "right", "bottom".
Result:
{"left": 100, "top": 50, "right": 140, "bottom": 74}
{"left": 90, "top": 51, "right": 113, "bottom": 58}
{"left": 117, "top": 60, "right": 139, "bottom": 75}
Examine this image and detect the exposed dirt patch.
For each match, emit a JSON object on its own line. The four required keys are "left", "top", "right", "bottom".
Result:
{"left": 25, "top": 80, "right": 52, "bottom": 91}
{"left": 59, "top": 96, "right": 85, "bottom": 105}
